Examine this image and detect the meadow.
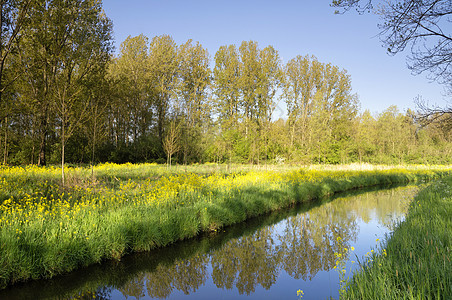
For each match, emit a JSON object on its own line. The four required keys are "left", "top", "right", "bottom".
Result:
{"left": 0, "top": 163, "right": 451, "bottom": 289}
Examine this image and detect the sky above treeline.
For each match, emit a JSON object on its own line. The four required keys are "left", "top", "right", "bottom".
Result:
{"left": 102, "top": 0, "right": 449, "bottom": 116}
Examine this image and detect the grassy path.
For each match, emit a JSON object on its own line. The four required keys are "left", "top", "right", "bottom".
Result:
{"left": 343, "top": 176, "right": 452, "bottom": 299}
{"left": 0, "top": 164, "right": 451, "bottom": 289}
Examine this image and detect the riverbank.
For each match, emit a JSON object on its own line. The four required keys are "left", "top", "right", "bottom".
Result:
{"left": 343, "top": 176, "right": 452, "bottom": 299}
{"left": 0, "top": 164, "right": 451, "bottom": 288}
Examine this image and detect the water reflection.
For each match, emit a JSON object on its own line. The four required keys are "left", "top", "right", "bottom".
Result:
{"left": 0, "top": 185, "right": 416, "bottom": 299}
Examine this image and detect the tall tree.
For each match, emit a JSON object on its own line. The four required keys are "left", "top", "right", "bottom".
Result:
{"left": 238, "top": 41, "right": 282, "bottom": 164}
{"left": 0, "top": 0, "right": 35, "bottom": 164}
{"left": 52, "top": 0, "right": 112, "bottom": 185}
{"left": 213, "top": 44, "right": 241, "bottom": 164}
{"left": 108, "top": 34, "right": 150, "bottom": 146}
{"left": 148, "top": 35, "right": 179, "bottom": 146}
{"left": 83, "top": 67, "right": 111, "bottom": 177}
{"left": 0, "top": 0, "right": 35, "bottom": 106}
{"left": 282, "top": 55, "right": 322, "bottom": 155}
{"left": 257, "top": 45, "right": 283, "bottom": 164}
{"left": 283, "top": 56, "right": 357, "bottom": 163}
{"left": 19, "top": 0, "right": 112, "bottom": 183}
{"left": 177, "top": 39, "right": 210, "bottom": 164}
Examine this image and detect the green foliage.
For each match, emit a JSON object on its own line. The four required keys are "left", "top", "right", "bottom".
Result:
{"left": 0, "top": 1, "right": 450, "bottom": 168}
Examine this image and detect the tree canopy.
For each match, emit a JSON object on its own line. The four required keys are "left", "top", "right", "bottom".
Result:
{"left": 0, "top": 1, "right": 449, "bottom": 170}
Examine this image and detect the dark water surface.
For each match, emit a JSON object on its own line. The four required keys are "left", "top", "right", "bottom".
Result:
{"left": 0, "top": 185, "right": 417, "bottom": 300}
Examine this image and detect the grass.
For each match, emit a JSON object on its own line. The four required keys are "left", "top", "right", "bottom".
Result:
{"left": 342, "top": 175, "right": 452, "bottom": 299}
{"left": 0, "top": 163, "right": 451, "bottom": 289}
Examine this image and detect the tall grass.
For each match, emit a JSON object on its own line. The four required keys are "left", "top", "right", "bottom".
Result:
{"left": 0, "top": 163, "right": 451, "bottom": 288}
{"left": 343, "top": 176, "right": 452, "bottom": 299}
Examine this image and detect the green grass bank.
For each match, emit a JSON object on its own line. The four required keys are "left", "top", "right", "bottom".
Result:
{"left": 343, "top": 176, "right": 452, "bottom": 299}
{"left": 0, "top": 164, "right": 451, "bottom": 289}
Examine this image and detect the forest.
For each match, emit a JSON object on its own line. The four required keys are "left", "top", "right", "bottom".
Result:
{"left": 1, "top": 0, "right": 451, "bottom": 168}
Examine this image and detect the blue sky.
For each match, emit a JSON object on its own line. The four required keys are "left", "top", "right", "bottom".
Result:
{"left": 102, "top": 0, "right": 449, "bottom": 116}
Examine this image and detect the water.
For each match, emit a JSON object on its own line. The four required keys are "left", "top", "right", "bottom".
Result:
{"left": 0, "top": 185, "right": 417, "bottom": 300}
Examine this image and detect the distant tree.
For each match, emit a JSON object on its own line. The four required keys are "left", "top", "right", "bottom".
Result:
{"left": 258, "top": 45, "right": 283, "bottom": 165}
{"left": 83, "top": 70, "right": 111, "bottom": 178}
{"left": 163, "top": 120, "right": 180, "bottom": 167}
{"left": 415, "top": 95, "right": 451, "bottom": 131}
{"left": 332, "top": 0, "right": 451, "bottom": 89}
{"left": 351, "top": 110, "right": 376, "bottom": 163}
{"left": 283, "top": 56, "right": 358, "bottom": 163}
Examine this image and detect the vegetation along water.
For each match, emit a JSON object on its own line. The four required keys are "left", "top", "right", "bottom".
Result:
{"left": 342, "top": 176, "right": 452, "bottom": 299}
{"left": 0, "top": 163, "right": 451, "bottom": 292}
{"left": 0, "top": 182, "right": 419, "bottom": 299}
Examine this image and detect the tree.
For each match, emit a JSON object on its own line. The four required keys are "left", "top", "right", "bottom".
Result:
{"left": 51, "top": 0, "right": 112, "bottom": 185}
{"left": 108, "top": 34, "right": 151, "bottom": 154}
{"left": 148, "top": 35, "right": 179, "bottom": 146}
{"left": 213, "top": 44, "right": 241, "bottom": 164}
{"left": 282, "top": 56, "right": 358, "bottom": 163}
{"left": 351, "top": 110, "right": 376, "bottom": 163}
{"left": 83, "top": 69, "right": 111, "bottom": 178}
{"left": 415, "top": 95, "right": 451, "bottom": 131}
{"left": 0, "top": 0, "right": 35, "bottom": 164}
{"left": 238, "top": 41, "right": 282, "bottom": 164}
{"left": 163, "top": 120, "right": 180, "bottom": 167}
{"left": 177, "top": 39, "right": 210, "bottom": 164}
{"left": 375, "top": 105, "right": 414, "bottom": 163}
{"left": 257, "top": 45, "right": 283, "bottom": 165}
{"left": 19, "top": 0, "right": 112, "bottom": 183}
{"left": 15, "top": 0, "right": 55, "bottom": 166}
{"left": 332, "top": 0, "right": 451, "bottom": 89}
{"left": 0, "top": 0, "right": 35, "bottom": 108}
{"left": 282, "top": 55, "right": 322, "bottom": 155}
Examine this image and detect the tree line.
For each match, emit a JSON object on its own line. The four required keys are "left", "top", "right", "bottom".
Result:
{"left": 1, "top": 0, "right": 450, "bottom": 168}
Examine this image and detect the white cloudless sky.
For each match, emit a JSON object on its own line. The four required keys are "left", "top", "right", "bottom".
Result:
{"left": 102, "top": 0, "right": 449, "bottom": 116}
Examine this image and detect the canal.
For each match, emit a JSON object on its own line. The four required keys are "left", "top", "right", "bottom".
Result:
{"left": 0, "top": 184, "right": 417, "bottom": 299}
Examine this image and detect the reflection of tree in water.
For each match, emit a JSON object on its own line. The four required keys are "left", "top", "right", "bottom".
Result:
{"left": 333, "top": 187, "right": 415, "bottom": 229}
{"left": 211, "top": 227, "right": 280, "bottom": 295}
{"left": 72, "top": 287, "right": 111, "bottom": 300}
{"left": 98, "top": 186, "right": 415, "bottom": 299}
{"left": 118, "top": 273, "right": 146, "bottom": 299}
{"left": 279, "top": 204, "right": 358, "bottom": 281}
{"left": 207, "top": 199, "right": 361, "bottom": 294}
{"left": 145, "top": 253, "right": 209, "bottom": 298}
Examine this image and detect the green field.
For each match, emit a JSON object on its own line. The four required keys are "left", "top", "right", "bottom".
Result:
{"left": 0, "top": 163, "right": 451, "bottom": 289}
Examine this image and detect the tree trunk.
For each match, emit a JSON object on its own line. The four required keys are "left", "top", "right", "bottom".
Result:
{"left": 91, "top": 107, "right": 97, "bottom": 179}
{"left": 38, "top": 113, "right": 47, "bottom": 166}
{"left": 3, "top": 116, "right": 7, "bottom": 164}
{"left": 61, "top": 120, "right": 65, "bottom": 186}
